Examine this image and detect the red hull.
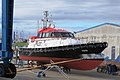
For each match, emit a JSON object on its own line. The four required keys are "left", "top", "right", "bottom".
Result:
{"left": 20, "top": 55, "right": 103, "bottom": 70}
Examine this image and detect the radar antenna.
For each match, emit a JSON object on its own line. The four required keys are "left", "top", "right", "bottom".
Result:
{"left": 42, "top": 11, "right": 49, "bottom": 28}
{"left": 41, "top": 11, "right": 55, "bottom": 29}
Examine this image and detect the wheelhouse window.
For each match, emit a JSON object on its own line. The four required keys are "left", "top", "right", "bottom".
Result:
{"left": 51, "top": 32, "right": 55, "bottom": 37}
{"left": 42, "top": 33, "right": 46, "bottom": 38}
{"left": 69, "top": 33, "right": 74, "bottom": 37}
{"left": 37, "top": 32, "right": 51, "bottom": 38}
{"left": 37, "top": 32, "right": 74, "bottom": 38}
{"left": 45, "top": 32, "right": 50, "bottom": 37}
{"left": 51, "top": 32, "right": 74, "bottom": 38}
{"left": 37, "top": 33, "right": 42, "bottom": 38}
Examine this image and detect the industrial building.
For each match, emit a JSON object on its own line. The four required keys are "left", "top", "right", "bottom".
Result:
{"left": 75, "top": 23, "right": 120, "bottom": 62}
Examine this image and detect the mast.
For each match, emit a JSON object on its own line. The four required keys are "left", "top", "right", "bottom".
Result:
{"left": 41, "top": 11, "right": 55, "bottom": 29}
{"left": 42, "top": 11, "right": 49, "bottom": 28}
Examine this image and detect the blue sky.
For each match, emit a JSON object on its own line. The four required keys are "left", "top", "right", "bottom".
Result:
{"left": 0, "top": 0, "right": 120, "bottom": 38}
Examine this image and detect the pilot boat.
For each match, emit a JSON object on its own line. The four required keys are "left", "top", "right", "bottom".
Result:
{"left": 19, "top": 11, "right": 108, "bottom": 70}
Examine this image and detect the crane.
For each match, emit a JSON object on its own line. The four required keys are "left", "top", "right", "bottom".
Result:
{"left": 0, "top": 0, "right": 16, "bottom": 78}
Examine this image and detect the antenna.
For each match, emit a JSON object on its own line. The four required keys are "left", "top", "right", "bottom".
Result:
{"left": 37, "top": 20, "right": 40, "bottom": 31}
{"left": 42, "top": 11, "right": 49, "bottom": 28}
{"left": 41, "top": 11, "right": 55, "bottom": 29}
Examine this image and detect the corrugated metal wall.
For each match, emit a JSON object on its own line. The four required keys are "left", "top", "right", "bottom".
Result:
{"left": 75, "top": 24, "right": 120, "bottom": 61}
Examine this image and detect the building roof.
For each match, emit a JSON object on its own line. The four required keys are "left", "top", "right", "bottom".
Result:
{"left": 76, "top": 23, "right": 120, "bottom": 33}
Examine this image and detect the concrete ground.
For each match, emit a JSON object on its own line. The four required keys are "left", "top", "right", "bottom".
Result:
{"left": 1, "top": 67, "right": 120, "bottom": 80}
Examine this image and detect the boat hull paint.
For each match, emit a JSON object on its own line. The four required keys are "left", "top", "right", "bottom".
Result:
{"left": 19, "top": 55, "right": 103, "bottom": 70}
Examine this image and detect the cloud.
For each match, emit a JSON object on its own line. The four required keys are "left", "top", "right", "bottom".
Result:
{"left": 0, "top": 0, "right": 120, "bottom": 22}
{"left": 14, "top": 0, "right": 69, "bottom": 19}
{"left": 1, "top": 0, "right": 120, "bottom": 38}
